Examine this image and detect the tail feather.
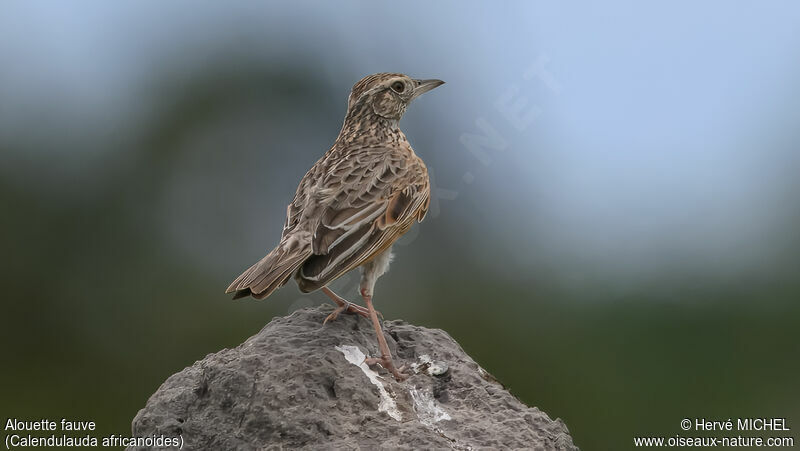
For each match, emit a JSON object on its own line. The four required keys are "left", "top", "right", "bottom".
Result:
{"left": 226, "top": 237, "right": 312, "bottom": 300}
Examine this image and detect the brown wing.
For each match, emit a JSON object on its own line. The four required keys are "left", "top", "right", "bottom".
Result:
{"left": 295, "top": 146, "right": 429, "bottom": 292}
{"left": 282, "top": 154, "right": 329, "bottom": 239}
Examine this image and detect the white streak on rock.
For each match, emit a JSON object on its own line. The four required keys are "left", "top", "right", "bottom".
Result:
{"left": 409, "top": 387, "right": 451, "bottom": 426}
{"left": 336, "top": 345, "right": 402, "bottom": 421}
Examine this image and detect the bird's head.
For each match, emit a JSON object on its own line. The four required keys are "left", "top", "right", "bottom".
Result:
{"left": 346, "top": 73, "right": 444, "bottom": 122}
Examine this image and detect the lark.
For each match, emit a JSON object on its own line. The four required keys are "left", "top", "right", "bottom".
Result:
{"left": 226, "top": 73, "right": 444, "bottom": 380}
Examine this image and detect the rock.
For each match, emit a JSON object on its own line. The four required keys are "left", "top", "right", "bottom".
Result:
{"left": 130, "top": 305, "right": 578, "bottom": 450}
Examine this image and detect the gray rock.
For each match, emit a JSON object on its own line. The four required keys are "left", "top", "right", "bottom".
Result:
{"left": 130, "top": 305, "right": 578, "bottom": 450}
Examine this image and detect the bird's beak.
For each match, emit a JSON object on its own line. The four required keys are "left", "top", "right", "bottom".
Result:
{"left": 411, "top": 79, "right": 445, "bottom": 99}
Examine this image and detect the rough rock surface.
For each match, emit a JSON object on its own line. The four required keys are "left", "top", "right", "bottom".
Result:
{"left": 130, "top": 305, "right": 578, "bottom": 450}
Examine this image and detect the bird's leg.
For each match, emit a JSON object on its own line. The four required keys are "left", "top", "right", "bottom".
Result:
{"left": 321, "top": 286, "right": 377, "bottom": 324}
{"left": 361, "top": 292, "right": 408, "bottom": 381}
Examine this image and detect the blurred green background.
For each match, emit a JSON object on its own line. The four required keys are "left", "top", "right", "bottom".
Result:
{"left": 1, "top": 2, "right": 799, "bottom": 449}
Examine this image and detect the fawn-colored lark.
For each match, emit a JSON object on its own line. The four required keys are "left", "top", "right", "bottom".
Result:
{"left": 227, "top": 73, "right": 444, "bottom": 380}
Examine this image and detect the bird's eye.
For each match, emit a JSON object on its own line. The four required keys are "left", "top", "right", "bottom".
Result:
{"left": 391, "top": 81, "right": 405, "bottom": 93}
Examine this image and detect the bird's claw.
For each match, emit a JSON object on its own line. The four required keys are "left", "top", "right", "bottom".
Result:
{"left": 323, "top": 306, "right": 345, "bottom": 325}
{"left": 321, "top": 286, "right": 383, "bottom": 323}
{"left": 323, "top": 301, "right": 373, "bottom": 324}
{"left": 323, "top": 303, "right": 384, "bottom": 324}
{"left": 364, "top": 356, "right": 409, "bottom": 381}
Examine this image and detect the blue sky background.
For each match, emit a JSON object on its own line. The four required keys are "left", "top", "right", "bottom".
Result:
{"left": 3, "top": 1, "right": 798, "bottom": 291}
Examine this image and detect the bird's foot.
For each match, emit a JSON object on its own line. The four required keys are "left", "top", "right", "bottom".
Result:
{"left": 321, "top": 286, "right": 383, "bottom": 324}
{"left": 323, "top": 301, "right": 372, "bottom": 325}
{"left": 364, "top": 356, "right": 409, "bottom": 381}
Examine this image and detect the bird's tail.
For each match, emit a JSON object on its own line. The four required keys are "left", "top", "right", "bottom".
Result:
{"left": 226, "top": 233, "right": 313, "bottom": 300}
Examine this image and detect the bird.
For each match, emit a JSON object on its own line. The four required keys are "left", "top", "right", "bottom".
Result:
{"left": 226, "top": 73, "right": 444, "bottom": 381}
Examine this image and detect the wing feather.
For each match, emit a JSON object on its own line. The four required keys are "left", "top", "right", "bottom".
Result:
{"left": 295, "top": 146, "right": 429, "bottom": 292}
